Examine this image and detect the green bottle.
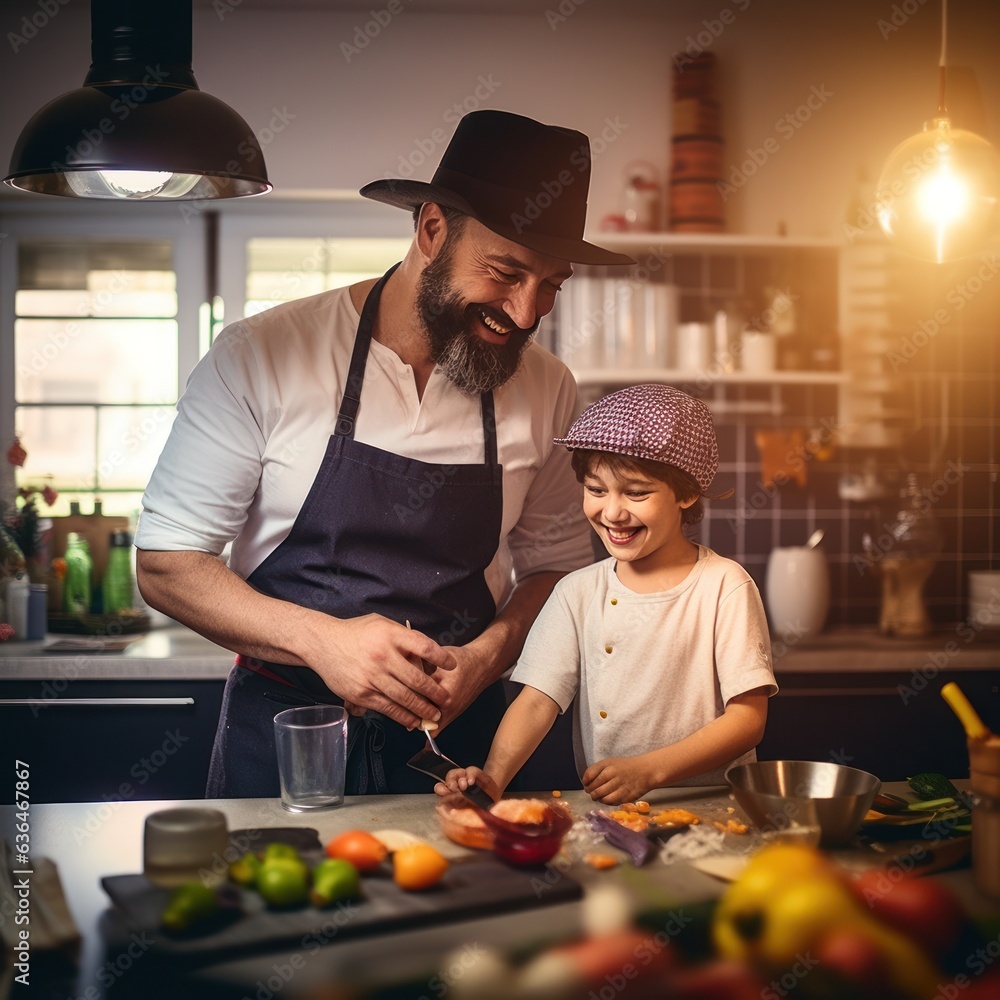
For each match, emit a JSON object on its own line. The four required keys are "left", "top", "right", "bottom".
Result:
{"left": 102, "top": 530, "right": 134, "bottom": 615}
{"left": 63, "top": 533, "right": 93, "bottom": 615}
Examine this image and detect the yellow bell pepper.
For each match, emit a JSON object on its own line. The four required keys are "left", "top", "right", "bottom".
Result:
{"left": 712, "top": 843, "right": 942, "bottom": 1000}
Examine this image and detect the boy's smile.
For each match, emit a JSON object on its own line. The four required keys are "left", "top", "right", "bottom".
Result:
{"left": 583, "top": 460, "right": 698, "bottom": 590}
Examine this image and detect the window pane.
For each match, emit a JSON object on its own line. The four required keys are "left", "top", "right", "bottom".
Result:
{"left": 245, "top": 237, "right": 410, "bottom": 315}
{"left": 14, "top": 406, "right": 96, "bottom": 490}
{"left": 15, "top": 319, "right": 178, "bottom": 404}
{"left": 97, "top": 407, "right": 176, "bottom": 490}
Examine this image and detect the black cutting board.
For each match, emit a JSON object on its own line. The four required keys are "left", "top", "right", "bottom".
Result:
{"left": 102, "top": 853, "right": 581, "bottom": 970}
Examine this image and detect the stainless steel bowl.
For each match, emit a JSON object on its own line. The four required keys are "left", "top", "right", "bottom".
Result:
{"left": 726, "top": 760, "right": 881, "bottom": 847}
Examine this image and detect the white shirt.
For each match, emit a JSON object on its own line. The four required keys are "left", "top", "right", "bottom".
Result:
{"left": 136, "top": 284, "right": 593, "bottom": 606}
{"left": 510, "top": 546, "right": 778, "bottom": 785}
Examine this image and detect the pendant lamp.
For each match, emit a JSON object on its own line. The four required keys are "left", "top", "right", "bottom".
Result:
{"left": 875, "top": 0, "right": 999, "bottom": 262}
{"left": 4, "top": 0, "right": 271, "bottom": 201}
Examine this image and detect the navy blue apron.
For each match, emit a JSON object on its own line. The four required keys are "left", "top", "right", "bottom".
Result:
{"left": 206, "top": 264, "right": 506, "bottom": 797}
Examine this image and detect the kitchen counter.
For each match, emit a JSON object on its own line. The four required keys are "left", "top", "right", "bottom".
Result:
{"left": 2, "top": 624, "right": 999, "bottom": 680}
{"left": 3, "top": 783, "right": 994, "bottom": 1000}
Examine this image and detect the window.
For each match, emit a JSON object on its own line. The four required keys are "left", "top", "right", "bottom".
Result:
{"left": 244, "top": 236, "right": 411, "bottom": 317}
{"left": 14, "top": 238, "right": 179, "bottom": 517}
{"left": 0, "top": 206, "right": 206, "bottom": 524}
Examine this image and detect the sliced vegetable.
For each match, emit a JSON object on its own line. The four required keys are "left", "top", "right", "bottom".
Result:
{"left": 588, "top": 811, "right": 656, "bottom": 866}
{"left": 907, "top": 772, "right": 960, "bottom": 801}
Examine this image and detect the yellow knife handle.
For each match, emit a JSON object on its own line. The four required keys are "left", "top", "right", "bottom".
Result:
{"left": 941, "top": 681, "right": 990, "bottom": 740}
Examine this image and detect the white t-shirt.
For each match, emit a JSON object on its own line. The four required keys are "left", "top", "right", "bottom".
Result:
{"left": 509, "top": 545, "right": 778, "bottom": 785}
{"left": 136, "top": 284, "right": 593, "bottom": 604}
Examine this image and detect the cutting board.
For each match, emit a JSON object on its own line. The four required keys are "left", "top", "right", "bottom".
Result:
{"left": 102, "top": 848, "right": 581, "bottom": 970}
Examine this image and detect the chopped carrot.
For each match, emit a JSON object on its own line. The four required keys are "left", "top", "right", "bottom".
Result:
{"left": 635, "top": 800, "right": 650, "bottom": 814}
{"left": 551, "top": 790, "right": 562, "bottom": 798}
{"left": 584, "top": 853, "right": 620, "bottom": 870}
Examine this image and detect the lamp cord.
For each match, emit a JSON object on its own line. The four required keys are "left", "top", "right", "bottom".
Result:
{"left": 937, "top": 0, "right": 948, "bottom": 115}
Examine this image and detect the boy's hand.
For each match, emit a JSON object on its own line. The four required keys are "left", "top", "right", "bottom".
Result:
{"left": 433, "top": 766, "right": 500, "bottom": 802}
{"left": 583, "top": 757, "right": 652, "bottom": 804}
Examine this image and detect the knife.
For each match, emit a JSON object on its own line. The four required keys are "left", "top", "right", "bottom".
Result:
{"left": 406, "top": 746, "right": 496, "bottom": 810}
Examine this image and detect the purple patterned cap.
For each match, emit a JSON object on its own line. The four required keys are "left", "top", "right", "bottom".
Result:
{"left": 555, "top": 384, "right": 719, "bottom": 491}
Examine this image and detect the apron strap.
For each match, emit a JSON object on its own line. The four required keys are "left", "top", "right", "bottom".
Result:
{"left": 480, "top": 391, "right": 498, "bottom": 467}
{"left": 336, "top": 262, "right": 401, "bottom": 440}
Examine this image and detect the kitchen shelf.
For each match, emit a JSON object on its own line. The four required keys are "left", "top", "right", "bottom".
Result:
{"left": 573, "top": 368, "right": 848, "bottom": 387}
{"left": 585, "top": 231, "right": 841, "bottom": 252}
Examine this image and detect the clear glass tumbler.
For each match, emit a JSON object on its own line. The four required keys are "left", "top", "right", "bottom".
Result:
{"left": 273, "top": 704, "right": 348, "bottom": 812}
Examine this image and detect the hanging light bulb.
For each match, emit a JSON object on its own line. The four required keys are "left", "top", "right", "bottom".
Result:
{"left": 875, "top": 0, "right": 1000, "bottom": 262}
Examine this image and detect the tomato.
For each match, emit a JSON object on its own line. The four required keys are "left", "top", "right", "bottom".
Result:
{"left": 849, "top": 870, "right": 966, "bottom": 959}
{"left": 816, "top": 926, "right": 891, "bottom": 994}
{"left": 392, "top": 843, "right": 449, "bottom": 891}
{"left": 325, "top": 830, "right": 388, "bottom": 872}
{"left": 256, "top": 857, "right": 309, "bottom": 907}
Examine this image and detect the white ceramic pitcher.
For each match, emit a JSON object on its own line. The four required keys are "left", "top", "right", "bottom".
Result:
{"left": 765, "top": 546, "right": 830, "bottom": 644}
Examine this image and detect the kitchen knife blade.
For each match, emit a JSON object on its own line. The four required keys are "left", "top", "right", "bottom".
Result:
{"left": 406, "top": 747, "right": 496, "bottom": 810}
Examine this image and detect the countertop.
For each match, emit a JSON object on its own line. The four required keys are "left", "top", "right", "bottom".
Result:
{"left": 2, "top": 624, "right": 999, "bottom": 681}
{"left": 3, "top": 783, "right": 994, "bottom": 999}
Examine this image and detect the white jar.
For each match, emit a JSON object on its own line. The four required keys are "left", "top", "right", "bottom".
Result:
{"left": 765, "top": 547, "right": 829, "bottom": 644}
{"left": 6, "top": 574, "right": 30, "bottom": 639}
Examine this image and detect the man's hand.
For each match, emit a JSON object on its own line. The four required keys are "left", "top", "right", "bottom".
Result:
{"left": 582, "top": 755, "right": 654, "bottom": 805}
{"left": 433, "top": 765, "right": 500, "bottom": 802}
{"left": 427, "top": 642, "right": 496, "bottom": 731}
{"left": 306, "top": 614, "right": 456, "bottom": 730}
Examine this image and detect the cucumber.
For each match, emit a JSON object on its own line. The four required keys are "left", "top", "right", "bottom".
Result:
{"left": 907, "top": 772, "right": 960, "bottom": 801}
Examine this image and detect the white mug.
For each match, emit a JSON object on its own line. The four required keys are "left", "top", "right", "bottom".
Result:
{"left": 740, "top": 330, "right": 777, "bottom": 373}
{"left": 766, "top": 546, "right": 830, "bottom": 644}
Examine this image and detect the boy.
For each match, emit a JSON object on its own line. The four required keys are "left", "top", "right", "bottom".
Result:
{"left": 436, "top": 384, "right": 777, "bottom": 805}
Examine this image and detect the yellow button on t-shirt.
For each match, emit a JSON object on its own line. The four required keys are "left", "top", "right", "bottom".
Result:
{"left": 604, "top": 644, "right": 613, "bottom": 654}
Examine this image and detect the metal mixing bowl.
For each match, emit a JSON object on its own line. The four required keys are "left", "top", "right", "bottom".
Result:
{"left": 726, "top": 760, "right": 881, "bottom": 847}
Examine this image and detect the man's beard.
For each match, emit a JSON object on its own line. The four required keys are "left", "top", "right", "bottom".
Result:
{"left": 416, "top": 250, "right": 537, "bottom": 396}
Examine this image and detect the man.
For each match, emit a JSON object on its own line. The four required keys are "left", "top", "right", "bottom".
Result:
{"left": 135, "top": 109, "right": 634, "bottom": 796}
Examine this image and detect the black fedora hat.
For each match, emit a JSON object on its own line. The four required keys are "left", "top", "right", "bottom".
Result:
{"left": 360, "top": 110, "right": 635, "bottom": 266}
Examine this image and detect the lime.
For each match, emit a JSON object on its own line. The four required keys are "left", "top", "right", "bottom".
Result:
{"left": 310, "top": 858, "right": 361, "bottom": 907}
{"left": 228, "top": 851, "right": 262, "bottom": 886}
{"left": 262, "top": 842, "right": 301, "bottom": 864}
{"left": 161, "top": 882, "right": 218, "bottom": 932}
{"left": 257, "top": 857, "right": 309, "bottom": 906}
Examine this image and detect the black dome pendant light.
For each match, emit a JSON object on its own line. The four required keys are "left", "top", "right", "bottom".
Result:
{"left": 4, "top": 0, "right": 271, "bottom": 200}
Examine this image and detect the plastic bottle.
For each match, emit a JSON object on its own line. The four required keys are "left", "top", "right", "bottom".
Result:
{"left": 63, "top": 532, "right": 93, "bottom": 615}
{"left": 103, "top": 530, "right": 134, "bottom": 615}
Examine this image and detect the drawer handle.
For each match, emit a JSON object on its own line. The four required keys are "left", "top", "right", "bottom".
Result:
{"left": 0, "top": 698, "right": 196, "bottom": 707}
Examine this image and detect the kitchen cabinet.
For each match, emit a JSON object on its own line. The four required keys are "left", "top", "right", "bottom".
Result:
{"left": 0, "top": 678, "right": 225, "bottom": 803}
{"left": 758, "top": 668, "right": 999, "bottom": 781}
